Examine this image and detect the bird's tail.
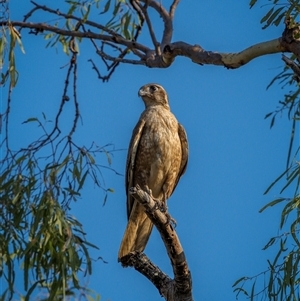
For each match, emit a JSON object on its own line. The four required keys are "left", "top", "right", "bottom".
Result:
{"left": 118, "top": 202, "right": 153, "bottom": 261}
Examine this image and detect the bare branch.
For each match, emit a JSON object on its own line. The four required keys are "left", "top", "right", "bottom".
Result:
{"left": 136, "top": 1, "right": 160, "bottom": 55}
{"left": 96, "top": 48, "right": 146, "bottom": 66}
{"left": 163, "top": 38, "right": 286, "bottom": 68}
{"left": 120, "top": 185, "right": 193, "bottom": 301}
{"left": 68, "top": 53, "right": 80, "bottom": 138}
{"left": 30, "top": 1, "right": 115, "bottom": 36}
{"left": 169, "top": 0, "right": 180, "bottom": 19}
{"left": 122, "top": 252, "right": 173, "bottom": 296}
{"left": 140, "top": 0, "right": 173, "bottom": 47}
{"left": 282, "top": 54, "right": 300, "bottom": 82}
{"left": 3, "top": 21, "right": 150, "bottom": 54}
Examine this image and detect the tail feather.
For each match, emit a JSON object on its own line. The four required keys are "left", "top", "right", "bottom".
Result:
{"left": 118, "top": 202, "right": 153, "bottom": 260}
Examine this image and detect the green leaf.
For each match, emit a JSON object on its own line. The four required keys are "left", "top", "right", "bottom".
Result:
{"left": 101, "top": 0, "right": 111, "bottom": 14}
{"left": 261, "top": 7, "right": 274, "bottom": 24}
{"left": 87, "top": 153, "right": 95, "bottom": 164}
{"left": 273, "top": 12, "right": 286, "bottom": 26}
{"left": 82, "top": 239, "right": 99, "bottom": 250}
{"left": 264, "top": 167, "right": 292, "bottom": 195}
{"left": 259, "top": 198, "right": 286, "bottom": 213}
{"left": 104, "top": 150, "right": 112, "bottom": 165}
{"left": 122, "top": 12, "right": 131, "bottom": 39}
{"left": 22, "top": 117, "right": 38, "bottom": 124}
{"left": 15, "top": 30, "right": 25, "bottom": 54}
{"left": 284, "top": 253, "right": 293, "bottom": 286}
{"left": 262, "top": 236, "right": 276, "bottom": 250}
{"left": 280, "top": 165, "right": 299, "bottom": 194}
{"left": 233, "top": 287, "right": 249, "bottom": 296}
{"left": 112, "top": 1, "right": 121, "bottom": 16}
{"left": 265, "top": 112, "right": 273, "bottom": 119}
{"left": 25, "top": 280, "right": 44, "bottom": 301}
{"left": 249, "top": 0, "right": 257, "bottom": 8}
{"left": 262, "top": 7, "right": 285, "bottom": 29}
{"left": 250, "top": 280, "right": 256, "bottom": 301}
{"left": 82, "top": 4, "right": 91, "bottom": 23}
{"left": 232, "top": 276, "right": 247, "bottom": 287}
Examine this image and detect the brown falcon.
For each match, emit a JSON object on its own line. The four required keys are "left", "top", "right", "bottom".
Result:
{"left": 118, "top": 83, "right": 188, "bottom": 260}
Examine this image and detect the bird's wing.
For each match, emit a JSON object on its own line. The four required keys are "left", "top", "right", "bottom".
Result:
{"left": 125, "top": 115, "right": 146, "bottom": 219}
{"left": 171, "top": 123, "right": 189, "bottom": 194}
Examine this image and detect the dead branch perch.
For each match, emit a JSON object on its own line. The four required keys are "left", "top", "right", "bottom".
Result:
{"left": 121, "top": 185, "right": 193, "bottom": 301}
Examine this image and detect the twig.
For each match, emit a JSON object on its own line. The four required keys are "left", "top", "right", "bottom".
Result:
{"left": 169, "top": 0, "right": 180, "bottom": 19}
{"left": 135, "top": 1, "right": 160, "bottom": 55}
{"left": 282, "top": 54, "right": 300, "bottom": 80}
{"left": 140, "top": 0, "right": 173, "bottom": 47}
{"left": 0, "top": 21, "right": 150, "bottom": 54}
{"left": 129, "top": 0, "right": 145, "bottom": 41}
{"left": 30, "top": 0, "right": 117, "bottom": 37}
{"left": 68, "top": 53, "right": 80, "bottom": 138}
{"left": 96, "top": 48, "right": 145, "bottom": 66}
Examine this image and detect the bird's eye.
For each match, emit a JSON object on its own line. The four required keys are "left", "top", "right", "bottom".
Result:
{"left": 149, "top": 85, "right": 157, "bottom": 93}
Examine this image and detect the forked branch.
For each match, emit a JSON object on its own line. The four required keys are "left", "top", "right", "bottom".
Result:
{"left": 3, "top": 0, "right": 300, "bottom": 73}
{"left": 120, "top": 185, "right": 193, "bottom": 301}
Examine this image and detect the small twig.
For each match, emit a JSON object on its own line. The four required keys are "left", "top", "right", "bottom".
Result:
{"left": 68, "top": 53, "right": 80, "bottom": 138}
{"left": 96, "top": 48, "right": 145, "bottom": 66}
{"left": 88, "top": 59, "right": 102, "bottom": 80}
{"left": 169, "top": 0, "right": 180, "bottom": 19}
{"left": 0, "top": 21, "right": 150, "bottom": 54}
{"left": 140, "top": 0, "right": 173, "bottom": 47}
{"left": 129, "top": 0, "right": 145, "bottom": 41}
{"left": 282, "top": 54, "right": 300, "bottom": 80}
{"left": 135, "top": 1, "right": 160, "bottom": 55}
{"left": 30, "top": 0, "right": 117, "bottom": 37}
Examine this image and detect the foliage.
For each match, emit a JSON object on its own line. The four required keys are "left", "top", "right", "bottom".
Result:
{"left": 0, "top": 1, "right": 119, "bottom": 297}
{"left": 0, "top": 109, "right": 116, "bottom": 300}
{"left": 232, "top": 1, "right": 300, "bottom": 300}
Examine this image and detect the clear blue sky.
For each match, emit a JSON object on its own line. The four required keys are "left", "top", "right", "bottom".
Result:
{"left": 2, "top": 1, "right": 296, "bottom": 300}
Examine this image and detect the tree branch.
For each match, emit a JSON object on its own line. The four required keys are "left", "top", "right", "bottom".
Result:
{"left": 140, "top": 0, "right": 173, "bottom": 47}
{"left": 120, "top": 185, "right": 193, "bottom": 301}
{"left": 169, "top": 0, "right": 180, "bottom": 18}
{"left": 163, "top": 38, "right": 286, "bottom": 68}
{"left": 136, "top": 1, "right": 160, "bottom": 55}
{"left": 5, "top": 2, "right": 300, "bottom": 72}
{"left": 3, "top": 18, "right": 292, "bottom": 69}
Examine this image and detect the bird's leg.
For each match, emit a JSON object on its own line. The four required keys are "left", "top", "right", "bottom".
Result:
{"left": 143, "top": 186, "right": 176, "bottom": 226}
{"left": 144, "top": 185, "right": 164, "bottom": 212}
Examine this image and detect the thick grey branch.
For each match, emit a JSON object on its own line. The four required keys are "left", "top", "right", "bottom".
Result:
{"left": 163, "top": 39, "right": 286, "bottom": 68}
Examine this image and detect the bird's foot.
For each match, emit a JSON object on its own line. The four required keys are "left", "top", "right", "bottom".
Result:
{"left": 166, "top": 214, "right": 177, "bottom": 228}
{"left": 157, "top": 200, "right": 167, "bottom": 213}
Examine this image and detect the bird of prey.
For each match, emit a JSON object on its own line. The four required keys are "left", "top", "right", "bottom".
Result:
{"left": 118, "top": 83, "right": 188, "bottom": 261}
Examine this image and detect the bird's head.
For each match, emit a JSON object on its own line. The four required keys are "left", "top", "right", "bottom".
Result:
{"left": 138, "top": 83, "right": 170, "bottom": 110}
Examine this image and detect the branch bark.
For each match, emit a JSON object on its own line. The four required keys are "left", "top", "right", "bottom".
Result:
{"left": 5, "top": 1, "right": 300, "bottom": 72}
{"left": 4, "top": 19, "right": 294, "bottom": 69}
{"left": 120, "top": 185, "right": 193, "bottom": 301}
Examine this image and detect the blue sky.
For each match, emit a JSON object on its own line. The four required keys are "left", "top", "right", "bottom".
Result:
{"left": 1, "top": 1, "right": 297, "bottom": 300}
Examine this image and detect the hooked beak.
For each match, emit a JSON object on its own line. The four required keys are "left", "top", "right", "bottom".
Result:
{"left": 138, "top": 87, "right": 147, "bottom": 97}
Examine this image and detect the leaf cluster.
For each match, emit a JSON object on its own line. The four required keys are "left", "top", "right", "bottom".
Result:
{"left": 0, "top": 132, "right": 110, "bottom": 300}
